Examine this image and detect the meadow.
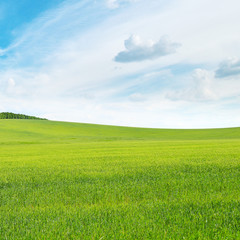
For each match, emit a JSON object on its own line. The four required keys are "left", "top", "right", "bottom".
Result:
{"left": 0, "top": 120, "right": 240, "bottom": 239}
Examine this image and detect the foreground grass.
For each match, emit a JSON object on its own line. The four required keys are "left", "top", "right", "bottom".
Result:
{"left": 0, "top": 120, "right": 240, "bottom": 239}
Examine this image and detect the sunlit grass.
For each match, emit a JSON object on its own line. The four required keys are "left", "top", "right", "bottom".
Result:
{"left": 0, "top": 120, "right": 240, "bottom": 239}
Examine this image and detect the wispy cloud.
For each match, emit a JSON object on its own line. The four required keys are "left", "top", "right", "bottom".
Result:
{"left": 0, "top": 48, "right": 6, "bottom": 56}
{"left": 106, "top": 0, "right": 137, "bottom": 9}
{"left": 115, "top": 35, "right": 181, "bottom": 63}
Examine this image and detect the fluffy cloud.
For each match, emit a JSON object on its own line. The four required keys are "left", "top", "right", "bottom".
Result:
{"left": 215, "top": 58, "right": 240, "bottom": 78}
{"left": 166, "top": 64, "right": 240, "bottom": 103}
{"left": 114, "top": 35, "right": 181, "bottom": 63}
{"left": 166, "top": 69, "right": 217, "bottom": 102}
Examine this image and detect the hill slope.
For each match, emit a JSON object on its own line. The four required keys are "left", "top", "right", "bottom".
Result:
{"left": 1, "top": 120, "right": 240, "bottom": 239}
{"left": 0, "top": 119, "right": 239, "bottom": 143}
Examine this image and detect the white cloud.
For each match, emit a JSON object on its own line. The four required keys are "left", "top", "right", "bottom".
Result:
{"left": 106, "top": 0, "right": 120, "bottom": 9}
{"left": 115, "top": 35, "right": 181, "bottom": 63}
{"left": 6, "top": 78, "right": 19, "bottom": 95}
{"left": 166, "top": 69, "right": 217, "bottom": 102}
{"left": 106, "top": 0, "right": 137, "bottom": 9}
{"left": 128, "top": 93, "right": 146, "bottom": 102}
{"left": 0, "top": 48, "right": 6, "bottom": 56}
{"left": 8, "top": 78, "right": 15, "bottom": 86}
{"left": 215, "top": 57, "right": 240, "bottom": 78}
{"left": 166, "top": 67, "right": 240, "bottom": 103}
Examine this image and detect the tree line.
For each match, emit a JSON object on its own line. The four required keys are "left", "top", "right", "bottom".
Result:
{"left": 0, "top": 112, "right": 47, "bottom": 120}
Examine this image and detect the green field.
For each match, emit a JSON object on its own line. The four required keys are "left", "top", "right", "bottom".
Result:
{"left": 0, "top": 120, "right": 240, "bottom": 239}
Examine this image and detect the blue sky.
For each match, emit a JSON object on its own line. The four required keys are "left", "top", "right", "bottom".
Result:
{"left": 0, "top": 0, "right": 240, "bottom": 128}
{"left": 0, "top": 0, "right": 64, "bottom": 48}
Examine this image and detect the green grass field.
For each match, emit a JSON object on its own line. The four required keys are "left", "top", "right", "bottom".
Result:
{"left": 0, "top": 120, "right": 240, "bottom": 239}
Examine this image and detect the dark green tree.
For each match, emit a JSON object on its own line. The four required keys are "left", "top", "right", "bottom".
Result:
{"left": 0, "top": 112, "right": 47, "bottom": 120}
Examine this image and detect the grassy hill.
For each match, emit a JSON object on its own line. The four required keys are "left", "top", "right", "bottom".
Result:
{"left": 0, "top": 119, "right": 239, "bottom": 142}
{"left": 1, "top": 120, "right": 240, "bottom": 239}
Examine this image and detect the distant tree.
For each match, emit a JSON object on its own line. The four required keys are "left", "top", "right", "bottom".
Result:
{"left": 0, "top": 112, "right": 47, "bottom": 120}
